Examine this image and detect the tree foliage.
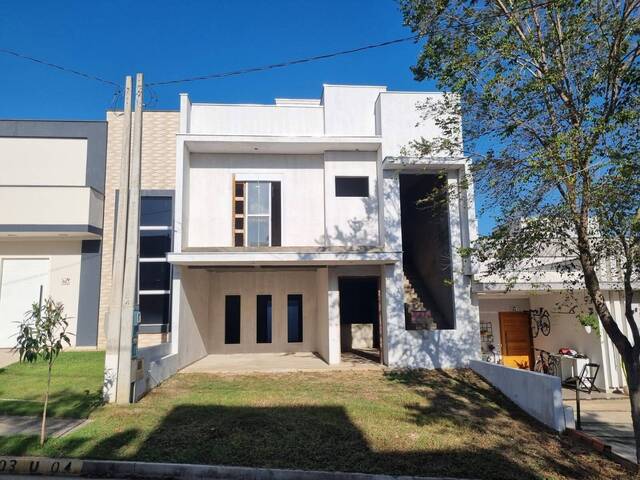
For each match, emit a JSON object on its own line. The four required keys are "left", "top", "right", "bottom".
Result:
{"left": 400, "top": 0, "right": 640, "bottom": 461}
{"left": 15, "top": 297, "right": 71, "bottom": 445}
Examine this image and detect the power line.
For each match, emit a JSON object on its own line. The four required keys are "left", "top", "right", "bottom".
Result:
{"left": 0, "top": 47, "right": 120, "bottom": 88}
{"left": 146, "top": 35, "right": 420, "bottom": 86}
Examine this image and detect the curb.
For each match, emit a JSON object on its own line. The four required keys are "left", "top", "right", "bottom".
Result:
{"left": 565, "top": 429, "right": 638, "bottom": 472}
{"left": 0, "top": 456, "right": 472, "bottom": 480}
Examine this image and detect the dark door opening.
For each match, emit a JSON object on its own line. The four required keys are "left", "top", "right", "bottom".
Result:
{"left": 338, "top": 277, "right": 381, "bottom": 364}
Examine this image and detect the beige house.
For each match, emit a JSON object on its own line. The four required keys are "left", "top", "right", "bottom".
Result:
{"left": 0, "top": 120, "right": 107, "bottom": 348}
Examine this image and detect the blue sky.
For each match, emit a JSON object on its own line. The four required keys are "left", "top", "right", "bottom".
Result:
{"left": 0, "top": 0, "right": 494, "bottom": 233}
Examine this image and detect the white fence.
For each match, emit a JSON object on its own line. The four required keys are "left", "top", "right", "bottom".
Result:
{"left": 470, "top": 360, "right": 574, "bottom": 432}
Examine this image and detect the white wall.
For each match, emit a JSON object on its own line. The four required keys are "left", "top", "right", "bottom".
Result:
{"left": 529, "top": 292, "right": 606, "bottom": 389}
{"left": 0, "top": 240, "right": 83, "bottom": 346}
{"left": 189, "top": 104, "right": 324, "bottom": 136}
{"left": 377, "top": 92, "right": 451, "bottom": 158}
{"left": 0, "top": 137, "right": 88, "bottom": 186}
{"left": 208, "top": 269, "right": 320, "bottom": 354}
{"left": 323, "top": 85, "right": 386, "bottom": 136}
{"left": 323, "top": 151, "right": 379, "bottom": 246}
{"left": 471, "top": 360, "right": 572, "bottom": 432}
{"left": 187, "top": 153, "right": 325, "bottom": 248}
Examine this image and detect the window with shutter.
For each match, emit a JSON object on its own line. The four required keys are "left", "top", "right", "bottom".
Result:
{"left": 232, "top": 179, "right": 281, "bottom": 247}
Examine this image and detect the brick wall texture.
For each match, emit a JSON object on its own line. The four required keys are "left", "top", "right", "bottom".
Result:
{"left": 98, "top": 110, "right": 179, "bottom": 347}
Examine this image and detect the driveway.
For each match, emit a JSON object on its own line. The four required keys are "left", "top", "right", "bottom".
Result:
{"left": 564, "top": 389, "right": 635, "bottom": 463}
{"left": 0, "top": 349, "right": 17, "bottom": 368}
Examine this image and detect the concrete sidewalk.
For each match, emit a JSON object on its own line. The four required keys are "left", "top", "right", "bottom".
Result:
{"left": 0, "top": 415, "right": 86, "bottom": 438}
{"left": 0, "top": 349, "right": 18, "bottom": 368}
{"left": 564, "top": 397, "right": 636, "bottom": 463}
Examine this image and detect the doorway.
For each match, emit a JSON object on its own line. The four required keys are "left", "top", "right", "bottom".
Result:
{"left": 499, "top": 311, "right": 534, "bottom": 369}
{"left": 338, "top": 277, "right": 381, "bottom": 364}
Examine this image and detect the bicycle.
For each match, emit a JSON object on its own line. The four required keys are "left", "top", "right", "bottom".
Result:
{"left": 533, "top": 348, "right": 560, "bottom": 376}
{"left": 530, "top": 308, "right": 551, "bottom": 337}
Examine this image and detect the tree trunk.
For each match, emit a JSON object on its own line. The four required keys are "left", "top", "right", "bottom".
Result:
{"left": 626, "top": 360, "right": 640, "bottom": 467}
{"left": 40, "top": 361, "right": 53, "bottom": 446}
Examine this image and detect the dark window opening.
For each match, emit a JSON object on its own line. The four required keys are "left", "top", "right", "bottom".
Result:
{"left": 139, "top": 262, "right": 171, "bottom": 291}
{"left": 140, "top": 196, "right": 172, "bottom": 226}
{"left": 287, "top": 294, "right": 303, "bottom": 343}
{"left": 140, "top": 230, "right": 172, "bottom": 258}
{"left": 225, "top": 295, "right": 241, "bottom": 344}
{"left": 140, "top": 294, "right": 171, "bottom": 327}
{"left": 335, "top": 176, "right": 369, "bottom": 197}
{"left": 256, "top": 295, "right": 272, "bottom": 343}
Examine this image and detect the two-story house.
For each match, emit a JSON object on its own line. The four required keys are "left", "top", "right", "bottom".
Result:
{"left": 0, "top": 120, "right": 107, "bottom": 348}
{"left": 136, "top": 84, "right": 480, "bottom": 388}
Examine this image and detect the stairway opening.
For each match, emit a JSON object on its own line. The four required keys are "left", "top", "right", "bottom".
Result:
{"left": 399, "top": 174, "right": 455, "bottom": 330}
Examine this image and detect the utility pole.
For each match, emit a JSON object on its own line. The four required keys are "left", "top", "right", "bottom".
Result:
{"left": 116, "top": 73, "right": 144, "bottom": 404}
{"left": 104, "top": 76, "right": 132, "bottom": 403}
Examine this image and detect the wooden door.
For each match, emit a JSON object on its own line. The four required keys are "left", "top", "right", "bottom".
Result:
{"left": 499, "top": 312, "right": 533, "bottom": 370}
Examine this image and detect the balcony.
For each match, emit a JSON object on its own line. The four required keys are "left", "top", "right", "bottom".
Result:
{"left": 0, "top": 186, "right": 103, "bottom": 238}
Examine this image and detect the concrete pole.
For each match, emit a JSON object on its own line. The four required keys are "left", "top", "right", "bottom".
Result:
{"left": 104, "top": 76, "right": 132, "bottom": 403}
{"left": 115, "top": 73, "right": 144, "bottom": 404}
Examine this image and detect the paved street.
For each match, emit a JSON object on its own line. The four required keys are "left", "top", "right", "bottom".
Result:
{"left": 564, "top": 395, "right": 636, "bottom": 463}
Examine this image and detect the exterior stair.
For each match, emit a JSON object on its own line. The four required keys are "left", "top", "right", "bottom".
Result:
{"left": 402, "top": 264, "right": 438, "bottom": 330}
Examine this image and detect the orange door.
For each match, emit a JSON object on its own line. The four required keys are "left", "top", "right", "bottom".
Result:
{"left": 499, "top": 312, "right": 533, "bottom": 369}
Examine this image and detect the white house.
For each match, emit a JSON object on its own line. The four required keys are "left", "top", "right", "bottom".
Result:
{"left": 130, "top": 84, "right": 481, "bottom": 391}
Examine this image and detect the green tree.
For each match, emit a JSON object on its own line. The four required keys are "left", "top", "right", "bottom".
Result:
{"left": 400, "top": 0, "right": 640, "bottom": 461}
{"left": 15, "top": 297, "right": 71, "bottom": 446}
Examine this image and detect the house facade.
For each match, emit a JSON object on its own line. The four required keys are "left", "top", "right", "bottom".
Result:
{"left": 0, "top": 120, "right": 107, "bottom": 348}
{"left": 129, "top": 83, "right": 482, "bottom": 389}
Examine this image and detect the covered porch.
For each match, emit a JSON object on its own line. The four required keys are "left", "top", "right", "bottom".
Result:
{"left": 476, "top": 289, "right": 629, "bottom": 393}
{"left": 166, "top": 251, "right": 396, "bottom": 374}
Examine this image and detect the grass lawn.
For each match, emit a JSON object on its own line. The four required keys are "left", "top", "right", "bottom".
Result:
{"left": 0, "top": 351, "right": 104, "bottom": 418}
{"left": 0, "top": 368, "right": 631, "bottom": 479}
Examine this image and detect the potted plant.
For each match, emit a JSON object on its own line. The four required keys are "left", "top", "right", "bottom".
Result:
{"left": 578, "top": 313, "right": 600, "bottom": 336}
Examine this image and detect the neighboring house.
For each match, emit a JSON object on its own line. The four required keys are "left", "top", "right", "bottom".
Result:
{"left": 0, "top": 120, "right": 107, "bottom": 348}
{"left": 130, "top": 83, "right": 481, "bottom": 393}
{"left": 475, "top": 256, "right": 639, "bottom": 392}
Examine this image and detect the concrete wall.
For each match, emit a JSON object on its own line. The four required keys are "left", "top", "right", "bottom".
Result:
{"left": 187, "top": 153, "right": 324, "bottom": 248}
{"left": 0, "top": 137, "right": 88, "bottom": 186}
{"left": 176, "top": 267, "right": 210, "bottom": 369}
{"left": 323, "top": 85, "right": 386, "bottom": 136}
{"left": 471, "top": 359, "right": 572, "bottom": 432}
{"left": 98, "top": 110, "right": 179, "bottom": 347}
{"left": 207, "top": 269, "right": 320, "bottom": 354}
{"left": 0, "top": 186, "right": 102, "bottom": 229}
{"left": 0, "top": 240, "right": 84, "bottom": 345}
{"left": 189, "top": 103, "right": 324, "bottom": 136}
{"left": 323, "top": 151, "right": 379, "bottom": 246}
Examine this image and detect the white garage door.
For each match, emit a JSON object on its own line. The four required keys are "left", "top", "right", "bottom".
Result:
{"left": 0, "top": 259, "right": 49, "bottom": 348}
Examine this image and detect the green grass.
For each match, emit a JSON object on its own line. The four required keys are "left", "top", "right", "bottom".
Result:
{"left": 0, "top": 351, "right": 104, "bottom": 418}
{"left": 0, "top": 368, "right": 630, "bottom": 479}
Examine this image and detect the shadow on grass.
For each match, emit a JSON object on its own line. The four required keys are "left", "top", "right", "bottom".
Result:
{"left": 0, "top": 388, "right": 103, "bottom": 418}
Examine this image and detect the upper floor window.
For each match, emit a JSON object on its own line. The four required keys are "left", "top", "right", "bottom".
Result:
{"left": 233, "top": 179, "right": 281, "bottom": 247}
{"left": 335, "top": 176, "right": 369, "bottom": 197}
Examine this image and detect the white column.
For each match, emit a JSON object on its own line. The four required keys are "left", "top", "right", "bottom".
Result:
{"left": 327, "top": 269, "right": 342, "bottom": 365}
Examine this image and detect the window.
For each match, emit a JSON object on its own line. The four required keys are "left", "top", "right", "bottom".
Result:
{"left": 138, "top": 194, "right": 173, "bottom": 331}
{"left": 233, "top": 180, "right": 281, "bottom": 247}
{"left": 335, "top": 176, "right": 369, "bottom": 197}
{"left": 225, "top": 295, "right": 241, "bottom": 344}
{"left": 256, "top": 295, "right": 272, "bottom": 343}
{"left": 287, "top": 294, "right": 303, "bottom": 343}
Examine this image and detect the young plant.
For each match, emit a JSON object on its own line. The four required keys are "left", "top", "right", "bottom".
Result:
{"left": 15, "top": 297, "right": 71, "bottom": 446}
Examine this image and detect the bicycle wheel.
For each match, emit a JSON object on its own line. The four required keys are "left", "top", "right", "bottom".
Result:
{"left": 531, "top": 317, "right": 540, "bottom": 338}
{"left": 533, "top": 358, "right": 544, "bottom": 373}
{"left": 540, "top": 311, "right": 551, "bottom": 336}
